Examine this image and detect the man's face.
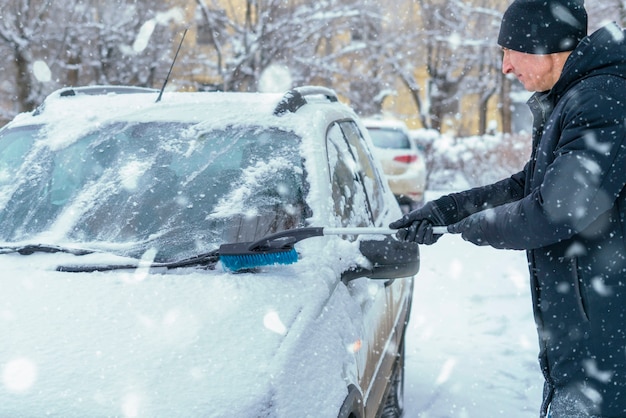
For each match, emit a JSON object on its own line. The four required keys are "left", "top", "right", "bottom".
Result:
{"left": 501, "top": 48, "right": 563, "bottom": 92}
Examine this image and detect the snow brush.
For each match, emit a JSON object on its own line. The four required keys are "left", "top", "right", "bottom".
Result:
{"left": 220, "top": 226, "right": 441, "bottom": 272}
{"left": 54, "top": 226, "right": 447, "bottom": 273}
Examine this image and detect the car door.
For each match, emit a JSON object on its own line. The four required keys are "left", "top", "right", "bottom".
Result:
{"left": 326, "top": 121, "right": 411, "bottom": 416}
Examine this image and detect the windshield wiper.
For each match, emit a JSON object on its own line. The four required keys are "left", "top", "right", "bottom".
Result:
{"left": 56, "top": 249, "right": 221, "bottom": 273}
{"left": 0, "top": 243, "right": 94, "bottom": 256}
{"left": 55, "top": 227, "right": 316, "bottom": 273}
{"left": 0, "top": 242, "right": 219, "bottom": 272}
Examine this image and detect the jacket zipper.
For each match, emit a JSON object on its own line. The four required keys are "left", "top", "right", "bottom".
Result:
{"left": 571, "top": 257, "right": 590, "bottom": 321}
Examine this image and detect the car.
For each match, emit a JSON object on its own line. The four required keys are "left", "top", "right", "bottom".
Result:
{"left": 362, "top": 118, "right": 427, "bottom": 212}
{"left": 0, "top": 85, "right": 418, "bottom": 417}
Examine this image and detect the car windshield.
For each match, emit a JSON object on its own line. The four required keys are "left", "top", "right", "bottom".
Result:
{"left": 367, "top": 128, "right": 411, "bottom": 150}
{"left": 0, "top": 122, "right": 308, "bottom": 261}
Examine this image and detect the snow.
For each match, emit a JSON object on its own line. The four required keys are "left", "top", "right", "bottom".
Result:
{"left": 0, "top": 242, "right": 365, "bottom": 417}
{"left": 129, "top": 8, "right": 184, "bottom": 54}
{"left": 403, "top": 191, "right": 543, "bottom": 417}
{"left": 32, "top": 60, "right": 52, "bottom": 83}
{"left": 258, "top": 64, "right": 294, "bottom": 93}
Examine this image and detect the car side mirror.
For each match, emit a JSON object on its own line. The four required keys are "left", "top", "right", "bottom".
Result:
{"left": 341, "top": 237, "right": 420, "bottom": 283}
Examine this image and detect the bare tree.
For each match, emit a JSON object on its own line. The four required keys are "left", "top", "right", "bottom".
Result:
{"left": 0, "top": 0, "right": 180, "bottom": 117}
{"left": 0, "top": 0, "right": 56, "bottom": 113}
{"left": 195, "top": 0, "right": 313, "bottom": 92}
{"left": 402, "top": 0, "right": 503, "bottom": 134}
{"left": 193, "top": 0, "right": 392, "bottom": 108}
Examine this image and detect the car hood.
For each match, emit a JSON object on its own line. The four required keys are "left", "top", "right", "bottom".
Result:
{"left": 0, "top": 246, "right": 363, "bottom": 417}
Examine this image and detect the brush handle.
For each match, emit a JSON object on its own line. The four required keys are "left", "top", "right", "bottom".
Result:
{"left": 322, "top": 226, "right": 448, "bottom": 235}
{"left": 432, "top": 226, "right": 448, "bottom": 234}
{"left": 247, "top": 225, "right": 451, "bottom": 252}
{"left": 323, "top": 227, "right": 396, "bottom": 235}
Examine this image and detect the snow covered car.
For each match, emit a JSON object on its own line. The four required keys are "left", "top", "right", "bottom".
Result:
{"left": 0, "top": 85, "right": 418, "bottom": 417}
{"left": 363, "top": 118, "right": 427, "bottom": 211}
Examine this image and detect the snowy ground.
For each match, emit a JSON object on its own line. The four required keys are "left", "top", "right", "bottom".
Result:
{"left": 403, "top": 192, "right": 544, "bottom": 418}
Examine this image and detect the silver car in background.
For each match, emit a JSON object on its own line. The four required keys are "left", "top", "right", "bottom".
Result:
{"left": 363, "top": 118, "right": 427, "bottom": 212}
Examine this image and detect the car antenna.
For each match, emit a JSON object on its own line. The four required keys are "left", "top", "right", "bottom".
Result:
{"left": 156, "top": 28, "right": 188, "bottom": 103}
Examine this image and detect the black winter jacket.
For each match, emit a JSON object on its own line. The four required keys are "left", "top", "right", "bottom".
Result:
{"left": 443, "top": 24, "right": 626, "bottom": 416}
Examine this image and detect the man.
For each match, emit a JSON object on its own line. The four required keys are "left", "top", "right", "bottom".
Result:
{"left": 390, "top": 1, "right": 626, "bottom": 417}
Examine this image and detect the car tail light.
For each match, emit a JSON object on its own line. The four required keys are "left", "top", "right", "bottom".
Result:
{"left": 393, "top": 154, "right": 418, "bottom": 164}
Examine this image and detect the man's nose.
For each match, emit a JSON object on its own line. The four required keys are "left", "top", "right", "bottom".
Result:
{"left": 502, "top": 53, "right": 513, "bottom": 75}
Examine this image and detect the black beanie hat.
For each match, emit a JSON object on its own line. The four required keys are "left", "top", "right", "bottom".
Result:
{"left": 498, "top": 0, "right": 588, "bottom": 54}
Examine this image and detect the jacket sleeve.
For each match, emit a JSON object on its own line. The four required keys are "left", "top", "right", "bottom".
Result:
{"left": 478, "top": 84, "right": 626, "bottom": 250}
{"left": 445, "top": 167, "right": 526, "bottom": 222}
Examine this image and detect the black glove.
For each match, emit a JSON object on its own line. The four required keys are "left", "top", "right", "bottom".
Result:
{"left": 389, "top": 199, "right": 452, "bottom": 245}
{"left": 448, "top": 213, "right": 488, "bottom": 246}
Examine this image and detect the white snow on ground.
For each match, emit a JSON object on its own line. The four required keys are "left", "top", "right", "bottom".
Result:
{"left": 403, "top": 191, "right": 543, "bottom": 418}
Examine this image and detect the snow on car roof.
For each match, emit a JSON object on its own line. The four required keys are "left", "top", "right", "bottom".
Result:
{"left": 10, "top": 90, "right": 305, "bottom": 150}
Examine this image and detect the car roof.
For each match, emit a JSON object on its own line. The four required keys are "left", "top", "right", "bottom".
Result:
{"left": 9, "top": 85, "right": 353, "bottom": 133}
{"left": 4, "top": 85, "right": 361, "bottom": 160}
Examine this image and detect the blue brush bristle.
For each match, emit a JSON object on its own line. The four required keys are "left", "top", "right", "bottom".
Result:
{"left": 220, "top": 249, "right": 299, "bottom": 272}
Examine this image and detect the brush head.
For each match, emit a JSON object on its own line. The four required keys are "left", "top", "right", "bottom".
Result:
{"left": 219, "top": 241, "right": 299, "bottom": 272}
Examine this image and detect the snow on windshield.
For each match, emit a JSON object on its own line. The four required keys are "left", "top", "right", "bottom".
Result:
{"left": 0, "top": 115, "right": 307, "bottom": 261}
{"left": 209, "top": 155, "right": 304, "bottom": 219}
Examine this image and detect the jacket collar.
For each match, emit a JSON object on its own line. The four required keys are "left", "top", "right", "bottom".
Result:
{"left": 550, "top": 23, "right": 626, "bottom": 102}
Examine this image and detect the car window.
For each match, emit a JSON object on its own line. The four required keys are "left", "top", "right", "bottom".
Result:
{"left": 339, "top": 121, "right": 386, "bottom": 221}
{"left": 0, "top": 122, "right": 308, "bottom": 261}
{"left": 367, "top": 127, "right": 411, "bottom": 149}
{"left": 326, "top": 123, "right": 372, "bottom": 227}
{"left": 0, "top": 125, "right": 40, "bottom": 189}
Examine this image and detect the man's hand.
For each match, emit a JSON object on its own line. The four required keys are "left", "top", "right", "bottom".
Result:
{"left": 389, "top": 201, "right": 447, "bottom": 245}
{"left": 448, "top": 213, "right": 488, "bottom": 246}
